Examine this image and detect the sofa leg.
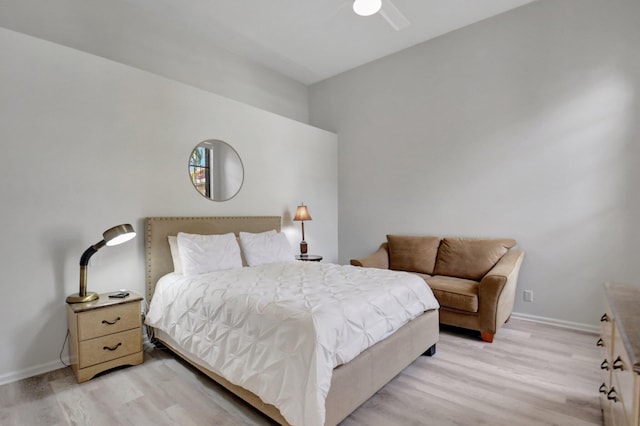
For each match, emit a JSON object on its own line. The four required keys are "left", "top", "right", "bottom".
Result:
{"left": 480, "top": 332, "right": 495, "bottom": 343}
{"left": 422, "top": 344, "right": 436, "bottom": 357}
{"left": 505, "top": 315, "right": 511, "bottom": 323}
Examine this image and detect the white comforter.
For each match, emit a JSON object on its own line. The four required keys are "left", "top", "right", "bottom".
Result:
{"left": 145, "top": 261, "right": 438, "bottom": 426}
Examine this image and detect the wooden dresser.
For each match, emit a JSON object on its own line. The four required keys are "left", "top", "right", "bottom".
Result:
{"left": 600, "top": 283, "right": 640, "bottom": 425}
{"left": 67, "top": 292, "right": 144, "bottom": 383}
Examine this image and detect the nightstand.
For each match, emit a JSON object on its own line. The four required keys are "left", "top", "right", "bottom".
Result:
{"left": 66, "top": 291, "right": 144, "bottom": 383}
{"left": 296, "top": 254, "right": 323, "bottom": 262}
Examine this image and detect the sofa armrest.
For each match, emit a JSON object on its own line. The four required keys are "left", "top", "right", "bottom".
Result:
{"left": 350, "top": 243, "right": 389, "bottom": 269}
{"left": 478, "top": 248, "right": 525, "bottom": 333}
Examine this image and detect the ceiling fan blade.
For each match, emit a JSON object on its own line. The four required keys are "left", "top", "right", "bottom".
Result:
{"left": 380, "top": 0, "right": 410, "bottom": 31}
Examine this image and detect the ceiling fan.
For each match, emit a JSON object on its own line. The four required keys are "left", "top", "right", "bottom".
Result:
{"left": 352, "top": 0, "right": 410, "bottom": 31}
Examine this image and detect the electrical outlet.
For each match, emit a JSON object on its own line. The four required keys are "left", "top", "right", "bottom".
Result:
{"left": 523, "top": 290, "right": 534, "bottom": 302}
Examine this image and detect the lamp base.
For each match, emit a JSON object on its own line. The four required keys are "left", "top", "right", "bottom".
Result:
{"left": 66, "top": 292, "right": 99, "bottom": 304}
{"left": 299, "top": 241, "right": 308, "bottom": 255}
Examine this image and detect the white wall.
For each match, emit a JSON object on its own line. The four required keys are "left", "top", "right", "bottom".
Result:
{"left": 0, "top": 27, "right": 337, "bottom": 384}
{"left": 0, "top": 2, "right": 310, "bottom": 123}
{"left": 310, "top": 0, "right": 640, "bottom": 329}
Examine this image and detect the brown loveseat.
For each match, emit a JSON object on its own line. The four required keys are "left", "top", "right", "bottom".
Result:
{"left": 351, "top": 235, "right": 525, "bottom": 342}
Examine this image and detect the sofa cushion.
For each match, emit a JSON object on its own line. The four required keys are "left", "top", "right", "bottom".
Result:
{"left": 386, "top": 235, "right": 441, "bottom": 275}
{"left": 412, "top": 272, "right": 432, "bottom": 282}
{"left": 427, "top": 275, "right": 479, "bottom": 313}
{"left": 433, "top": 237, "right": 516, "bottom": 281}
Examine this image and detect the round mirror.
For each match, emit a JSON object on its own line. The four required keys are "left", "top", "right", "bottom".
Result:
{"left": 188, "top": 140, "right": 244, "bottom": 201}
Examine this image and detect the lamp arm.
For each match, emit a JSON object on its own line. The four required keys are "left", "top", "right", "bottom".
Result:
{"left": 80, "top": 240, "right": 106, "bottom": 266}
{"left": 78, "top": 240, "right": 106, "bottom": 297}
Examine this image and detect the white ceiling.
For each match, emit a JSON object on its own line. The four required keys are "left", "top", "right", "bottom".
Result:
{"left": 0, "top": 0, "right": 536, "bottom": 85}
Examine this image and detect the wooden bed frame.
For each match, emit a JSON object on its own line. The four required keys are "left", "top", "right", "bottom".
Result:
{"left": 144, "top": 216, "right": 439, "bottom": 426}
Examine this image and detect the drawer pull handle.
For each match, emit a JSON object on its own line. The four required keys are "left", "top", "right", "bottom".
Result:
{"left": 600, "top": 313, "right": 609, "bottom": 322}
{"left": 613, "top": 356, "right": 625, "bottom": 371}
{"left": 102, "top": 317, "right": 121, "bottom": 325}
{"left": 599, "top": 383, "right": 607, "bottom": 394}
{"left": 601, "top": 359, "right": 609, "bottom": 370}
{"left": 103, "top": 342, "right": 122, "bottom": 351}
{"left": 607, "top": 388, "right": 619, "bottom": 402}
{"left": 596, "top": 338, "right": 604, "bottom": 347}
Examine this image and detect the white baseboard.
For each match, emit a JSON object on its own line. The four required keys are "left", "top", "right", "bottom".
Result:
{"left": 0, "top": 328, "right": 153, "bottom": 386}
{"left": 511, "top": 311, "right": 599, "bottom": 334}
{"left": 0, "top": 356, "right": 69, "bottom": 386}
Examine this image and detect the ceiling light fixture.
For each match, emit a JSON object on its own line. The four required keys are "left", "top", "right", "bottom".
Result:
{"left": 353, "top": 0, "right": 382, "bottom": 17}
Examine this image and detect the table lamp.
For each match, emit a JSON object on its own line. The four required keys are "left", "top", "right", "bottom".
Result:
{"left": 66, "top": 224, "right": 136, "bottom": 304}
{"left": 293, "top": 203, "right": 312, "bottom": 255}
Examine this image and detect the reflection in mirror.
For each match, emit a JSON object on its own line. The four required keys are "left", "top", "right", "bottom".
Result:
{"left": 189, "top": 140, "right": 244, "bottom": 201}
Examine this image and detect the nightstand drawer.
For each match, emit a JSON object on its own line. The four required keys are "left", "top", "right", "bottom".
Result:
{"left": 612, "top": 329, "right": 637, "bottom": 426}
{"left": 77, "top": 302, "right": 141, "bottom": 341}
{"left": 78, "top": 328, "right": 142, "bottom": 368}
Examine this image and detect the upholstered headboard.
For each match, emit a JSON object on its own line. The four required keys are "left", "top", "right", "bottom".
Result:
{"left": 144, "top": 216, "right": 281, "bottom": 302}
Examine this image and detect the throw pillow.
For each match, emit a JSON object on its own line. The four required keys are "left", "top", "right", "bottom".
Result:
{"left": 433, "top": 237, "right": 516, "bottom": 281}
{"left": 386, "top": 235, "right": 441, "bottom": 274}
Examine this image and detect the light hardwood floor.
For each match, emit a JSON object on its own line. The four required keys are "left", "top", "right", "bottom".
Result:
{"left": 0, "top": 318, "right": 602, "bottom": 425}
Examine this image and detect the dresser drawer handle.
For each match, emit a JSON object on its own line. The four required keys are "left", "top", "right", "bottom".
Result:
{"left": 599, "top": 383, "right": 607, "bottom": 394}
{"left": 103, "top": 342, "right": 122, "bottom": 351}
{"left": 612, "top": 356, "right": 625, "bottom": 371}
{"left": 596, "top": 338, "right": 604, "bottom": 347}
{"left": 600, "top": 313, "right": 609, "bottom": 322}
{"left": 601, "top": 359, "right": 609, "bottom": 370}
{"left": 102, "top": 316, "right": 121, "bottom": 325}
{"left": 607, "top": 388, "right": 619, "bottom": 402}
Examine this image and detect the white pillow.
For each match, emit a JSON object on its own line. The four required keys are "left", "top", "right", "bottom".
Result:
{"left": 237, "top": 230, "right": 277, "bottom": 266}
{"left": 239, "top": 231, "right": 295, "bottom": 266}
{"left": 177, "top": 232, "right": 242, "bottom": 276}
{"left": 167, "top": 235, "right": 183, "bottom": 274}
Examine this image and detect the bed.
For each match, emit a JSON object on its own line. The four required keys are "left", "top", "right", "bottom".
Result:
{"left": 144, "top": 216, "right": 439, "bottom": 426}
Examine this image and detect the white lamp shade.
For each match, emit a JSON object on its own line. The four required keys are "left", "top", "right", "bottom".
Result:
{"left": 353, "top": 0, "right": 382, "bottom": 16}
